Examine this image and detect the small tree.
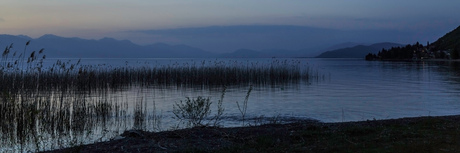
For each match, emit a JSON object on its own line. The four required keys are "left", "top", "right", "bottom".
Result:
{"left": 173, "top": 96, "right": 212, "bottom": 127}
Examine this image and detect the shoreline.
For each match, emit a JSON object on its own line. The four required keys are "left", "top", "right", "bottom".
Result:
{"left": 366, "top": 58, "right": 460, "bottom": 62}
{"left": 43, "top": 114, "right": 460, "bottom": 153}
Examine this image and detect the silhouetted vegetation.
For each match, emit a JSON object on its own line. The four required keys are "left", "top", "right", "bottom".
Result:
{"left": 366, "top": 42, "right": 429, "bottom": 60}
{"left": 2, "top": 57, "right": 318, "bottom": 93}
{"left": 1, "top": 41, "right": 322, "bottom": 152}
{"left": 366, "top": 25, "right": 460, "bottom": 60}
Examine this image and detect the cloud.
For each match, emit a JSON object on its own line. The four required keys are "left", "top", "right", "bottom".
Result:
{"left": 0, "top": 18, "right": 4, "bottom": 22}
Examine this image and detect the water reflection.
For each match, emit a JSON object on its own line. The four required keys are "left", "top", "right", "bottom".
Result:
{"left": 2, "top": 58, "right": 460, "bottom": 152}
{"left": 1, "top": 58, "right": 320, "bottom": 152}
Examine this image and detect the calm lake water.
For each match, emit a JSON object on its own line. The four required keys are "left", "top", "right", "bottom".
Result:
{"left": 46, "top": 58, "right": 460, "bottom": 123}
{"left": 3, "top": 58, "right": 460, "bottom": 152}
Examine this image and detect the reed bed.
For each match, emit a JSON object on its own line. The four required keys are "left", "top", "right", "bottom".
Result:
{"left": 2, "top": 58, "right": 318, "bottom": 93}
{"left": 0, "top": 42, "right": 322, "bottom": 152}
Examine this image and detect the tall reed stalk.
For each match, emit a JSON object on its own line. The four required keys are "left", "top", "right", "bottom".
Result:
{"left": 236, "top": 85, "right": 253, "bottom": 126}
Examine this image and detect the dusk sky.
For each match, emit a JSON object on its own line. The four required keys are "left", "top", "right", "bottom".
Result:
{"left": 1, "top": 0, "right": 459, "bottom": 51}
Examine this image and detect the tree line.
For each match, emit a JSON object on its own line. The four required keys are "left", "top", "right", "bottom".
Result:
{"left": 366, "top": 42, "right": 460, "bottom": 60}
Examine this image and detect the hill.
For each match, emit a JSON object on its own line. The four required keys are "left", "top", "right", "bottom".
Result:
{"left": 316, "top": 42, "right": 402, "bottom": 58}
{"left": 432, "top": 25, "right": 460, "bottom": 51}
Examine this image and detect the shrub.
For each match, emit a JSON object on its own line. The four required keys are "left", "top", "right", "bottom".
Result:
{"left": 173, "top": 96, "right": 212, "bottom": 127}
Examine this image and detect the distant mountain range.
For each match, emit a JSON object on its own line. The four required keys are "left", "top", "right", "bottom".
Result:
{"left": 0, "top": 34, "right": 329, "bottom": 58}
{"left": 1, "top": 34, "right": 404, "bottom": 58}
{"left": 316, "top": 42, "right": 403, "bottom": 58}
{"left": 0, "top": 34, "right": 215, "bottom": 58}
{"left": 1, "top": 34, "right": 321, "bottom": 58}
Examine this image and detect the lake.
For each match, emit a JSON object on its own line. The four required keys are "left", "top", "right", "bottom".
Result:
{"left": 53, "top": 58, "right": 459, "bottom": 123}
{"left": 2, "top": 57, "right": 460, "bottom": 152}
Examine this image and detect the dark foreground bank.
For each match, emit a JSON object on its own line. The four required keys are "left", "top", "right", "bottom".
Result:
{"left": 43, "top": 115, "right": 460, "bottom": 153}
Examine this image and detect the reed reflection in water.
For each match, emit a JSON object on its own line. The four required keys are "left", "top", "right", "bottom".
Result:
{"left": 1, "top": 52, "right": 318, "bottom": 152}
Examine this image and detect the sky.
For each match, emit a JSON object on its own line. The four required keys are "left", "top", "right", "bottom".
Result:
{"left": 1, "top": 0, "right": 460, "bottom": 51}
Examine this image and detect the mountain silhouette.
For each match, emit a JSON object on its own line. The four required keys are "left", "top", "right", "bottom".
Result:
{"left": 0, "top": 34, "right": 215, "bottom": 58}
